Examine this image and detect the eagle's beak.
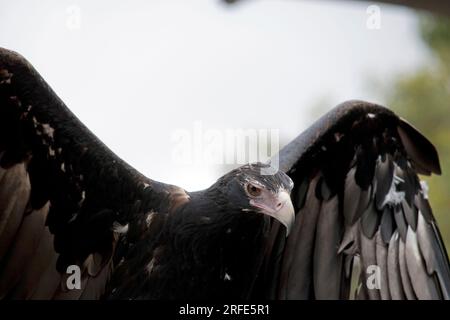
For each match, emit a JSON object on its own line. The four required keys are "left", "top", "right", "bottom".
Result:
{"left": 273, "top": 190, "right": 295, "bottom": 237}
{"left": 250, "top": 189, "right": 295, "bottom": 237}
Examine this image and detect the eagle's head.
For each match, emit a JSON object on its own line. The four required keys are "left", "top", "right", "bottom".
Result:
{"left": 211, "top": 162, "right": 295, "bottom": 235}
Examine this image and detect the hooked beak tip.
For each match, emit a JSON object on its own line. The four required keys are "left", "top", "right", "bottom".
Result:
{"left": 274, "top": 192, "right": 295, "bottom": 237}
{"left": 281, "top": 203, "right": 295, "bottom": 237}
{"left": 249, "top": 190, "right": 295, "bottom": 237}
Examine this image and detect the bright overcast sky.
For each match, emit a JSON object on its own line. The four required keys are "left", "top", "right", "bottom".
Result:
{"left": 0, "top": 0, "right": 430, "bottom": 191}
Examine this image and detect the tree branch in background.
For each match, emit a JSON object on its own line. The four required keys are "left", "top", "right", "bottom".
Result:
{"left": 222, "top": 0, "right": 450, "bottom": 17}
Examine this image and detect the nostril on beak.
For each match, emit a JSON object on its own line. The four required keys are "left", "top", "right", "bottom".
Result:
{"left": 276, "top": 202, "right": 283, "bottom": 209}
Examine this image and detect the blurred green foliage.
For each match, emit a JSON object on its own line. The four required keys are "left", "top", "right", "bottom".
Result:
{"left": 387, "top": 15, "right": 450, "bottom": 251}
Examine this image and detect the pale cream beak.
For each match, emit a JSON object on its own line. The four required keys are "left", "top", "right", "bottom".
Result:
{"left": 273, "top": 191, "right": 295, "bottom": 236}
{"left": 250, "top": 190, "right": 295, "bottom": 237}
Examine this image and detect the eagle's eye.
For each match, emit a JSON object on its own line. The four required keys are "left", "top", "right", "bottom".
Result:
{"left": 246, "top": 183, "right": 262, "bottom": 197}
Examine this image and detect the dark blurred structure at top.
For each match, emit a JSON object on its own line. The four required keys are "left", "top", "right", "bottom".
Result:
{"left": 223, "top": 0, "right": 450, "bottom": 16}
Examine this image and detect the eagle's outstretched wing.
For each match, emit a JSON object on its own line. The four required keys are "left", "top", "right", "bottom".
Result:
{"left": 262, "top": 100, "right": 450, "bottom": 299}
{"left": 2, "top": 48, "right": 449, "bottom": 300}
{"left": 0, "top": 48, "right": 187, "bottom": 299}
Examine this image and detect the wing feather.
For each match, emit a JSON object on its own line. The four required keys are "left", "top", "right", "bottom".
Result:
{"left": 387, "top": 231, "right": 405, "bottom": 299}
{"left": 0, "top": 47, "right": 177, "bottom": 299}
{"left": 416, "top": 213, "right": 450, "bottom": 299}
{"left": 398, "top": 238, "right": 417, "bottom": 299}
{"left": 270, "top": 100, "right": 450, "bottom": 300}
{"left": 313, "top": 195, "right": 343, "bottom": 299}
{"left": 405, "top": 227, "right": 441, "bottom": 299}
{"left": 360, "top": 232, "right": 380, "bottom": 299}
{"left": 375, "top": 231, "right": 391, "bottom": 299}
{"left": 278, "top": 175, "right": 321, "bottom": 299}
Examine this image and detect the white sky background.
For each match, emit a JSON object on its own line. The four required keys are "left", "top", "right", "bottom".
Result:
{"left": 0, "top": 0, "right": 430, "bottom": 191}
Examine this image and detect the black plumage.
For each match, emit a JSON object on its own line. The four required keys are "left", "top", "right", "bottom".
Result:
{"left": 1, "top": 47, "right": 450, "bottom": 300}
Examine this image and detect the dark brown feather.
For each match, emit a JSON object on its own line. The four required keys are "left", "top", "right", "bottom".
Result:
{"left": 387, "top": 232, "right": 405, "bottom": 299}
{"left": 397, "top": 119, "right": 441, "bottom": 175}
{"left": 278, "top": 176, "right": 321, "bottom": 299}
{"left": 313, "top": 196, "right": 343, "bottom": 299}
{"left": 405, "top": 227, "right": 441, "bottom": 299}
